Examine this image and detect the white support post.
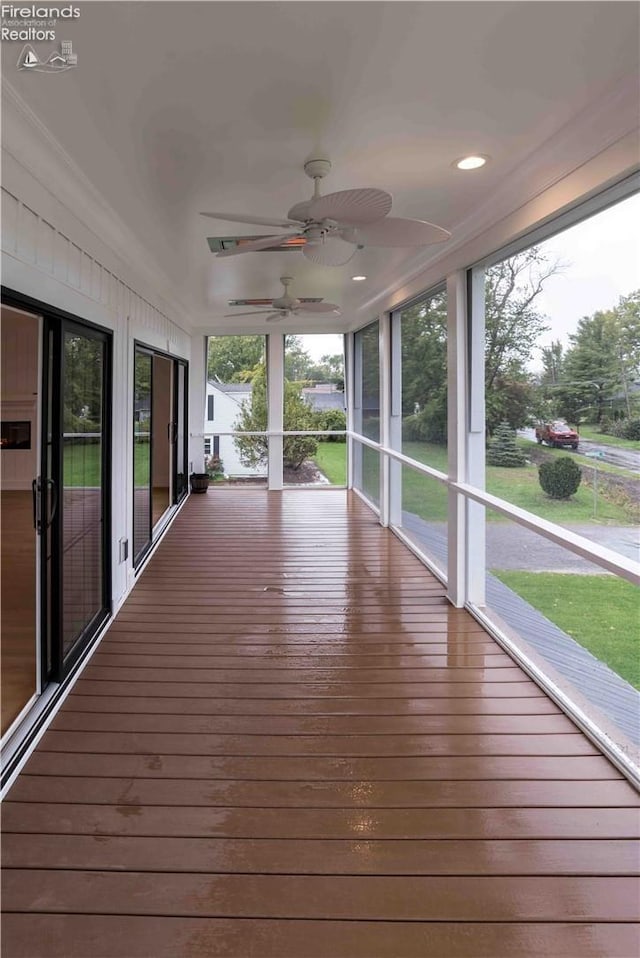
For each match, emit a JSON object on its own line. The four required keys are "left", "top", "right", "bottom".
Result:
{"left": 267, "top": 332, "right": 284, "bottom": 491}
{"left": 447, "top": 272, "right": 468, "bottom": 607}
{"left": 188, "top": 333, "right": 208, "bottom": 474}
{"left": 352, "top": 330, "right": 363, "bottom": 493}
{"left": 388, "top": 312, "right": 403, "bottom": 527}
{"left": 379, "top": 313, "right": 391, "bottom": 526}
{"left": 344, "top": 333, "right": 354, "bottom": 489}
{"left": 467, "top": 267, "right": 486, "bottom": 606}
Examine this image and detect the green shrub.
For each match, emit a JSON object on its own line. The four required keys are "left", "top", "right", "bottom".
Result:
{"left": 538, "top": 456, "right": 582, "bottom": 499}
{"left": 621, "top": 418, "right": 640, "bottom": 441}
{"left": 486, "top": 421, "right": 527, "bottom": 467}
{"left": 314, "top": 408, "right": 346, "bottom": 441}
{"left": 401, "top": 400, "right": 447, "bottom": 445}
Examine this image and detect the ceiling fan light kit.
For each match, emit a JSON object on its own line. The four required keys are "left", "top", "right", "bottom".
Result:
{"left": 201, "top": 155, "right": 451, "bottom": 267}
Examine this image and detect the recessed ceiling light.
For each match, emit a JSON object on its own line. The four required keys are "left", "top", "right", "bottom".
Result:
{"left": 351, "top": 275, "right": 367, "bottom": 281}
{"left": 454, "top": 154, "right": 489, "bottom": 170}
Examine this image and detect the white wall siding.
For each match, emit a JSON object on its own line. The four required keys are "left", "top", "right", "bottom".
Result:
{"left": 1, "top": 146, "right": 194, "bottom": 610}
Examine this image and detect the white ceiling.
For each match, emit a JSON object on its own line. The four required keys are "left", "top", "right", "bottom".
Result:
{"left": 3, "top": 1, "right": 639, "bottom": 334}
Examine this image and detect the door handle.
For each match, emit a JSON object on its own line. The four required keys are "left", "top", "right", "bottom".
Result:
{"left": 45, "top": 477, "right": 58, "bottom": 528}
{"left": 168, "top": 421, "right": 177, "bottom": 444}
{"left": 32, "top": 477, "right": 42, "bottom": 534}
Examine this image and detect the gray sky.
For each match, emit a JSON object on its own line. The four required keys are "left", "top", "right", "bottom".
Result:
{"left": 532, "top": 191, "right": 639, "bottom": 366}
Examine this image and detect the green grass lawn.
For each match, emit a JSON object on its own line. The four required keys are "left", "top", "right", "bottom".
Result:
{"left": 577, "top": 426, "right": 640, "bottom": 451}
{"left": 401, "top": 441, "right": 634, "bottom": 525}
{"left": 493, "top": 570, "right": 640, "bottom": 689}
{"left": 313, "top": 442, "right": 347, "bottom": 485}
{"left": 63, "top": 442, "right": 102, "bottom": 485}
{"left": 64, "top": 440, "right": 151, "bottom": 486}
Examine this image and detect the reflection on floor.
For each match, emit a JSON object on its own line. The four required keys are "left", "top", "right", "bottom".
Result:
{"left": 1, "top": 492, "right": 36, "bottom": 735}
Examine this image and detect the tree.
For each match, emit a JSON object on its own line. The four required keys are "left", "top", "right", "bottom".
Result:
{"left": 484, "top": 248, "right": 562, "bottom": 433}
{"left": 547, "top": 291, "right": 640, "bottom": 424}
{"left": 305, "top": 353, "right": 345, "bottom": 388}
{"left": 486, "top": 421, "right": 527, "bottom": 467}
{"left": 233, "top": 363, "right": 318, "bottom": 470}
{"left": 284, "top": 335, "right": 314, "bottom": 381}
{"left": 207, "top": 335, "right": 264, "bottom": 382}
{"left": 540, "top": 340, "right": 564, "bottom": 387}
{"left": 614, "top": 290, "right": 640, "bottom": 417}
{"left": 64, "top": 335, "right": 104, "bottom": 432}
{"left": 557, "top": 310, "right": 620, "bottom": 423}
{"left": 397, "top": 252, "right": 562, "bottom": 443}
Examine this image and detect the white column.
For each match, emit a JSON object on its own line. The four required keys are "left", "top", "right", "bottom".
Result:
{"left": 467, "top": 267, "right": 486, "bottom": 606}
{"left": 388, "top": 312, "right": 403, "bottom": 527}
{"left": 188, "top": 332, "right": 208, "bottom": 474}
{"left": 379, "top": 313, "right": 391, "bottom": 526}
{"left": 267, "top": 332, "right": 284, "bottom": 490}
{"left": 447, "top": 272, "right": 468, "bottom": 607}
{"left": 352, "top": 329, "right": 363, "bottom": 492}
{"left": 344, "top": 333, "right": 354, "bottom": 489}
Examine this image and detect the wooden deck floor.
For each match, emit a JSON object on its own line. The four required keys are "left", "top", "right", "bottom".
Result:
{"left": 2, "top": 489, "right": 639, "bottom": 957}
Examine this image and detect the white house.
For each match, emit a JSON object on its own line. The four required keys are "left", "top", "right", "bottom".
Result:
{"left": 204, "top": 381, "right": 264, "bottom": 478}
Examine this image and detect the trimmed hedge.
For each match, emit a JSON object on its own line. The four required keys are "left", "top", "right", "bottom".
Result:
{"left": 538, "top": 456, "right": 582, "bottom": 499}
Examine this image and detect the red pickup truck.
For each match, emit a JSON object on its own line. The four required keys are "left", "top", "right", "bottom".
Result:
{"left": 535, "top": 420, "right": 579, "bottom": 449}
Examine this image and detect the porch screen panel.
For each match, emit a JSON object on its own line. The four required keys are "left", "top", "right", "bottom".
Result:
{"left": 353, "top": 321, "right": 380, "bottom": 506}
{"left": 394, "top": 287, "right": 448, "bottom": 567}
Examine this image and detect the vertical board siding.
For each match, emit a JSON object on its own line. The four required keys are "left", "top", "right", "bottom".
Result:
{"left": 1, "top": 188, "right": 19, "bottom": 253}
{"left": 2, "top": 489, "right": 638, "bottom": 958}
{"left": 1, "top": 191, "right": 190, "bottom": 357}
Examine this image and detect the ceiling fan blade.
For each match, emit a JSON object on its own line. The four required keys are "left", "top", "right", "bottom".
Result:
{"left": 297, "top": 302, "right": 341, "bottom": 315}
{"left": 308, "top": 188, "right": 392, "bottom": 226}
{"left": 303, "top": 236, "right": 357, "bottom": 267}
{"left": 201, "top": 212, "right": 297, "bottom": 229}
{"left": 352, "top": 217, "right": 451, "bottom": 247}
{"left": 265, "top": 311, "right": 285, "bottom": 323}
{"left": 216, "top": 233, "right": 301, "bottom": 256}
{"left": 222, "top": 310, "right": 277, "bottom": 317}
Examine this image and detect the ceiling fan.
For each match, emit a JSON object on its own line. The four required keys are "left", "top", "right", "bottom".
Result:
{"left": 201, "top": 155, "right": 451, "bottom": 267}
{"left": 224, "top": 276, "right": 341, "bottom": 323}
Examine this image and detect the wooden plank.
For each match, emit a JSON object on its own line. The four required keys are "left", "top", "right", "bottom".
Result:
{"left": 69, "top": 680, "right": 540, "bottom": 698}
{"left": 88, "top": 651, "right": 517, "bottom": 669}
{"left": 8, "top": 776, "right": 637, "bottom": 808}
{"left": 4, "top": 872, "right": 638, "bottom": 921}
{"left": 21, "top": 751, "right": 621, "bottom": 781}
{"left": 4, "top": 833, "right": 638, "bottom": 876}
{"left": 62, "top": 693, "right": 563, "bottom": 716}
{"left": 4, "top": 803, "right": 638, "bottom": 839}
{"left": 36, "top": 730, "right": 594, "bottom": 756}
{"left": 2, "top": 915, "right": 638, "bottom": 958}
{"left": 49, "top": 712, "right": 577, "bottom": 736}
{"left": 79, "top": 665, "right": 528, "bottom": 682}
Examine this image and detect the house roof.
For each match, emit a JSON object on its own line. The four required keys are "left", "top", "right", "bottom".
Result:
{"left": 209, "top": 381, "right": 253, "bottom": 394}
{"left": 302, "top": 391, "right": 346, "bottom": 412}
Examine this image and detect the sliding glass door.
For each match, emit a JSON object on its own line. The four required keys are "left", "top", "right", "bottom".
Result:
{"left": 133, "top": 344, "right": 188, "bottom": 569}
{"left": 58, "top": 323, "right": 110, "bottom": 668}
{"left": 38, "top": 317, "right": 112, "bottom": 680}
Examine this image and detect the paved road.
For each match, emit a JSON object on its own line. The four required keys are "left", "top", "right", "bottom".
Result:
{"left": 519, "top": 428, "right": 640, "bottom": 474}
{"left": 486, "top": 523, "right": 639, "bottom": 572}
{"left": 402, "top": 513, "right": 639, "bottom": 573}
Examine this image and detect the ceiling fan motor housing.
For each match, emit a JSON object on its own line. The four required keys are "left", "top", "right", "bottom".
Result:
{"left": 304, "top": 156, "right": 332, "bottom": 180}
